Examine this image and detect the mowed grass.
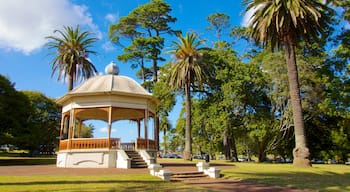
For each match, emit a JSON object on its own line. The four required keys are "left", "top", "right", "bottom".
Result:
{"left": 222, "top": 162, "right": 350, "bottom": 192}
{"left": 1, "top": 155, "right": 349, "bottom": 192}
{"left": 0, "top": 174, "right": 210, "bottom": 192}
{"left": 0, "top": 155, "right": 210, "bottom": 192}
{"left": 0, "top": 153, "right": 56, "bottom": 166}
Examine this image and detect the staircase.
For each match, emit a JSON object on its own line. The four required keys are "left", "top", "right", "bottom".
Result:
{"left": 170, "top": 171, "right": 208, "bottom": 182}
{"left": 125, "top": 150, "right": 148, "bottom": 168}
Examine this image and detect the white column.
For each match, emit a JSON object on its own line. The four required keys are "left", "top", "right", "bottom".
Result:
{"left": 69, "top": 109, "right": 75, "bottom": 139}
{"left": 144, "top": 109, "right": 148, "bottom": 139}
{"left": 108, "top": 106, "right": 112, "bottom": 148}
{"left": 137, "top": 119, "right": 141, "bottom": 138}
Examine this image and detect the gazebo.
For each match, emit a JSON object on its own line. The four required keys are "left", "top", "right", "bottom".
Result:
{"left": 56, "top": 62, "right": 158, "bottom": 168}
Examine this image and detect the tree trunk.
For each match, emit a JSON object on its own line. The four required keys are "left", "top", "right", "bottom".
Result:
{"left": 141, "top": 58, "right": 145, "bottom": 83}
{"left": 284, "top": 35, "right": 311, "bottom": 167}
{"left": 68, "top": 67, "right": 75, "bottom": 91}
{"left": 230, "top": 135, "right": 238, "bottom": 162}
{"left": 183, "top": 79, "right": 192, "bottom": 161}
{"left": 258, "top": 144, "right": 266, "bottom": 162}
{"left": 152, "top": 56, "right": 160, "bottom": 151}
{"left": 163, "top": 126, "right": 167, "bottom": 153}
{"left": 155, "top": 116, "right": 160, "bottom": 151}
{"left": 223, "top": 125, "right": 231, "bottom": 160}
{"left": 68, "top": 75, "right": 73, "bottom": 91}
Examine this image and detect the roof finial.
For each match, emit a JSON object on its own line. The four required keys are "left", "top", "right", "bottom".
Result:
{"left": 105, "top": 61, "right": 119, "bottom": 75}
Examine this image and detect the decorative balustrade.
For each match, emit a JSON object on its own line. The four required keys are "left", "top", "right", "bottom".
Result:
{"left": 59, "top": 138, "right": 120, "bottom": 151}
{"left": 136, "top": 138, "right": 156, "bottom": 150}
{"left": 120, "top": 142, "right": 135, "bottom": 151}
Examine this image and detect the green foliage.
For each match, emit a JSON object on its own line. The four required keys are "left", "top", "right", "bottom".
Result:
{"left": 0, "top": 76, "right": 61, "bottom": 155}
{"left": 109, "top": 0, "right": 177, "bottom": 83}
{"left": 153, "top": 63, "right": 176, "bottom": 152}
{"left": 45, "top": 25, "right": 98, "bottom": 91}
{"left": 0, "top": 75, "right": 31, "bottom": 145}
{"left": 19, "top": 91, "right": 61, "bottom": 154}
{"left": 206, "top": 12, "right": 230, "bottom": 42}
{"left": 76, "top": 123, "right": 94, "bottom": 138}
{"left": 243, "top": 0, "right": 333, "bottom": 50}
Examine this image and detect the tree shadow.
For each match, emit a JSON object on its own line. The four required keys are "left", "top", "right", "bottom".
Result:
{"left": 223, "top": 169, "right": 350, "bottom": 191}
{"left": 0, "top": 180, "right": 211, "bottom": 192}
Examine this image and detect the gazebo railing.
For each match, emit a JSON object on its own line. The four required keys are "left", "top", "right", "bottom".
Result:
{"left": 59, "top": 138, "right": 120, "bottom": 151}
{"left": 136, "top": 138, "right": 155, "bottom": 150}
{"left": 120, "top": 142, "right": 135, "bottom": 151}
{"left": 59, "top": 138, "right": 155, "bottom": 151}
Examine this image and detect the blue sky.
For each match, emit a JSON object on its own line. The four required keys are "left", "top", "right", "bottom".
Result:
{"left": 0, "top": 0, "right": 247, "bottom": 141}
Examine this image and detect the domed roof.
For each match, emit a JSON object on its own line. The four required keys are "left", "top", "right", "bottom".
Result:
{"left": 69, "top": 74, "right": 151, "bottom": 96}
{"left": 56, "top": 62, "right": 157, "bottom": 107}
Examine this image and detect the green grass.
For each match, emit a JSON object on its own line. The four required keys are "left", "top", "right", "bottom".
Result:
{"left": 0, "top": 152, "right": 56, "bottom": 166}
{"left": 0, "top": 174, "right": 211, "bottom": 192}
{"left": 222, "top": 162, "right": 350, "bottom": 192}
{"left": 1, "top": 156, "right": 349, "bottom": 192}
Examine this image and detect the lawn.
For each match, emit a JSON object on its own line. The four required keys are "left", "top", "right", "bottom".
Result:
{"left": 0, "top": 155, "right": 209, "bottom": 192}
{"left": 0, "top": 174, "right": 211, "bottom": 192}
{"left": 222, "top": 162, "right": 350, "bottom": 192}
{"left": 0, "top": 152, "right": 56, "bottom": 166}
{"left": 1, "top": 155, "right": 350, "bottom": 192}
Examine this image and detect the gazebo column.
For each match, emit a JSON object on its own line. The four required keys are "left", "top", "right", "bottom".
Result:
{"left": 108, "top": 106, "right": 113, "bottom": 148}
{"left": 59, "top": 114, "right": 65, "bottom": 140}
{"left": 77, "top": 119, "right": 82, "bottom": 138}
{"left": 68, "top": 109, "right": 75, "bottom": 150}
{"left": 137, "top": 119, "right": 141, "bottom": 138}
{"left": 144, "top": 109, "right": 149, "bottom": 149}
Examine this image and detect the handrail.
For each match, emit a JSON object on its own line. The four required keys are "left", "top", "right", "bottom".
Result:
{"left": 59, "top": 138, "right": 120, "bottom": 151}
{"left": 136, "top": 138, "right": 156, "bottom": 150}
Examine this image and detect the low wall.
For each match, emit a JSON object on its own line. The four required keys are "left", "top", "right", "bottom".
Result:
{"left": 56, "top": 149, "right": 117, "bottom": 168}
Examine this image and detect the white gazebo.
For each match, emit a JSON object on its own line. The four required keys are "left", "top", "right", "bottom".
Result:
{"left": 56, "top": 62, "right": 159, "bottom": 168}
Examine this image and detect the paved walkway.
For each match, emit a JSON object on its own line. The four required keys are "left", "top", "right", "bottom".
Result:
{"left": 0, "top": 164, "right": 313, "bottom": 192}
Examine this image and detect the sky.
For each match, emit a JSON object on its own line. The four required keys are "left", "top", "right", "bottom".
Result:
{"left": 0, "top": 0, "right": 248, "bottom": 141}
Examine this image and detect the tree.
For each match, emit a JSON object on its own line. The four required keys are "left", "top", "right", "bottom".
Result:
{"left": 77, "top": 123, "right": 95, "bottom": 138}
{"left": 109, "top": 0, "right": 177, "bottom": 149}
{"left": 206, "top": 13, "right": 230, "bottom": 43}
{"left": 18, "top": 91, "right": 61, "bottom": 155}
{"left": 244, "top": 0, "right": 333, "bottom": 167}
{"left": 0, "top": 75, "right": 31, "bottom": 145}
{"left": 46, "top": 25, "right": 98, "bottom": 91}
{"left": 168, "top": 32, "right": 206, "bottom": 160}
{"left": 153, "top": 63, "right": 176, "bottom": 153}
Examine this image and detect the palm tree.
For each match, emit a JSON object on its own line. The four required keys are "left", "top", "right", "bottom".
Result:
{"left": 46, "top": 25, "right": 98, "bottom": 91}
{"left": 244, "top": 0, "right": 331, "bottom": 167}
{"left": 168, "top": 32, "right": 205, "bottom": 160}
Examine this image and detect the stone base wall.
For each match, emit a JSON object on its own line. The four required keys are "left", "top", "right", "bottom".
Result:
{"left": 56, "top": 149, "right": 117, "bottom": 168}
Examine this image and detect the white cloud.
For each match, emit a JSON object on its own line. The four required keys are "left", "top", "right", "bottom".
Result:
{"left": 241, "top": 8, "right": 254, "bottom": 27}
{"left": 105, "top": 13, "right": 118, "bottom": 23}
{"left": 102, "top": 41, "right": 116, "bottom": 51}
{"left": 99, "top": 127, "right": 116, "bottom": 133}
{"left": 241, "top": 4, "right": 262, "bottom": 27}
{"left": 0, "top": 0, "right": 101, "bottom": 55}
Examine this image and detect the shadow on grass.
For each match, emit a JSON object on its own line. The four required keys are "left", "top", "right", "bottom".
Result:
{"left": 223, "top": 169, "right": 350, "bottom": 191}
{"left": 0, "top": 180, "right": 164, "bottom": 186}
{"left": 0, "top": 158, "right": 56, "bottom": 166}
{"left": 0, "top": 180, "right": 211, "bottom": 192}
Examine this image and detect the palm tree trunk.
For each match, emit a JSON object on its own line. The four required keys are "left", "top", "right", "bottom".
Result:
{"left": 68, "top": 63, "right": 76, "bottom": 91}
{"left": 68, "top": 75, "right": 73, "bottom": 91}
{"left": 284, "top": 35, "right": 311, "bottom": 167}
{"left": 183, "top": 78, "right": 192, "bottom": 161}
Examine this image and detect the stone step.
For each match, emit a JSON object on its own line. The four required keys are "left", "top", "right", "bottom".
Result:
{"left": 170, "top": 171, "right": 207, "bottom": 182}
{"left": 125, "top": 150, "right": 148, "bottom": 168}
